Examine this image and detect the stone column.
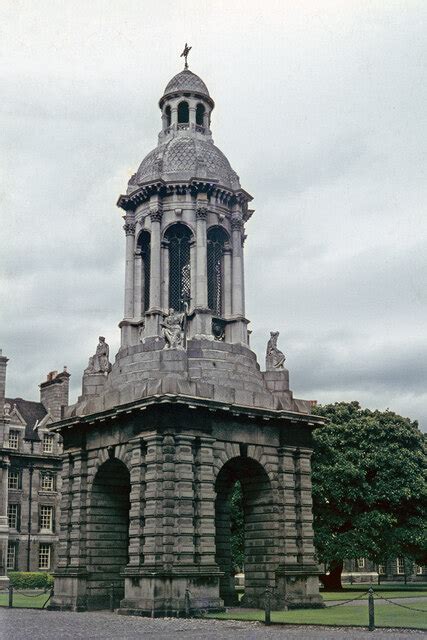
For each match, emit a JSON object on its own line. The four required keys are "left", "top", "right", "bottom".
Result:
{"left": 194, "top": 436, "right": 217, "bottom": 568}
{"left": 0, "top": 459, "right": 9, "bottom": 587}
{"left": 275, "top": 446, "right": 323, "bottom": 608}
{"left": 127, "top": 438, "right": 147, "bottom": 567}
{"left": 145, "top": 208, "right": 163, "bottom": 337}
{"left": 141, "top": 434, "right": 164, "bottom": 566}
{"left": 161, "top": 239, "right": 170, "bottom": 312}
{"left": 123, "top": 221, "right": 136, "bottom": 319}
{"left": 171, "top": 107, "right": 178, "bottom": 126}
{"left": 231, "top": 214, "right": 244, "bottom": 317}
{"left": 174, "top": 435, "right": 196, "bottom": 566}
{"left": 134, "top": 250, "right": 143, "bottom": 319}
{"left": 195, "top": 206, "right": 208, "bottom": 309}
{"left": 189, "top": 105, "right": 196, "bottom": 127}
{"left": 190, "top": 239, "right": 196, "bottom": 311}
{"left": 223, "top": 243, "right": 232, "bottom": 317}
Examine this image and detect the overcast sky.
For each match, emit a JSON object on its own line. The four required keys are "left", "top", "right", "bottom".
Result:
{"left": 1, "top": 1, "right": 426, "bottom": 429}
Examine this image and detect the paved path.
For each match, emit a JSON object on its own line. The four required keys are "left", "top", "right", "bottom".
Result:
{"left": 0, "top": 609, "right": 426, "bottom": 640}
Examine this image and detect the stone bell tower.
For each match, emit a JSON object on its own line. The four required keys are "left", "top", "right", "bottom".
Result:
{"left": 50, "top": 58, "right": 325, "bottom": 615}
{"left": 118, "top": 66, "right": 250, "bottom": 348}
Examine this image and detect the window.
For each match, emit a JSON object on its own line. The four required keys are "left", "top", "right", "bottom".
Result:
{"left": 416, "top": 565, "right": 423, "bottom": 575}
{"left": 8, "top": 470, "right": 20, "bottom": 490}
{"left": 38, "top": 544, "right": 51, "bottom": 570}
{"left": 137, "top": 230, "right": 151, "bottom": 312}
{"left": 378, "top": 564, "right": 386, "bottom": 575}
{"left": 207, "top": 227, "right": 229, "bottom": 316}
{"left": 357, "top": 558, "right": 365, "bottom": 569}
{"left": 42, "top": 434, "right": 54, "bottom": 453}
{"left": 164, "top": 223, "right": 192, "bottom": 311}
{"left": 40, "top": 472, "right": 55, "bottom": 492}
{"left": 39, "top": 505, "right": 53, "bottom": 532}
{"left": 196, "top": 103, "right": 205, "bottom": 126}
{"left": 8, "top": 430, "right": 19, "bottom": 449}
{"left": 177, "top": 101, "right": 189, "bottom": 124}
{"left": 7, "top": 543, "right": 16, "bottom": 570}
{"left": 8, "top": 504, "right": 19, "bottom": 530}
{"left": 396, "top": 558, "right": 405, "bottom": 574}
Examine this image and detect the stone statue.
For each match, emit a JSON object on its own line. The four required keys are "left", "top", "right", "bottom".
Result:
{"left": 85, "top": 336, "right": 112, "bottom": 375}
{"left": 161, "top": 308, "right": 184, "bottom": 350}
{"left": 266, "top": 331, "right": 286, "bottom": 370}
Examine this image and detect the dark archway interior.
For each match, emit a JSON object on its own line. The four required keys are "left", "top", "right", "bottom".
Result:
{"left": 87, "top": 458, "right": 130, "bottom": 609}
{"left": 196, "top": 103, "right": 205, "bottom": 125}
{"left": 177, "top": 100, "right": 189, "bottom": 123}
{"left": 215, "top": 456, "right": 276, "bottom": 607}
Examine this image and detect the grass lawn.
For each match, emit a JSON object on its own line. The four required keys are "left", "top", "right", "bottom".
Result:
{"left": 0, "top": 591, "right": 50, "bottom": 609}
{"left": 321, "top": 584, "right": 427, "bottom": 600}
{"left": 207, "top": 603, "right": 427, "bottom": 630}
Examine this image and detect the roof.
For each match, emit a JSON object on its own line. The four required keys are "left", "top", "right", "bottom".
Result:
{"left": 5, "top": 397, "right": 47, "bottom": 441}
{"left": 128, "top": 135, "right": 241, "bottom": 192}
{"left": 163, "top": 69, "right": 210, "bottom": 98}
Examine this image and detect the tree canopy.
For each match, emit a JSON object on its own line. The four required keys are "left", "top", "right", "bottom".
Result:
{"left": 311, "top": 401, "right": 427, "bottom": 588}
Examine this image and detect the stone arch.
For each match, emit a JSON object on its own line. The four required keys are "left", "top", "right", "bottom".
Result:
{"left": 86, "top": 457, "right": 131, "bottom": 609}
{"left": 196, "top": 102, "right": 205, "bottom": 126}
{"left": 177, "top": 100, "right": 189, "bottom": 123}
{"left": 137, "top": 230, "right": 151, "bottom": 313}
{"left": 207, "top": 225, "right": 229, "bottom": 316}
{"left": 214, "top": 455, "right": 279, "bottom": 607}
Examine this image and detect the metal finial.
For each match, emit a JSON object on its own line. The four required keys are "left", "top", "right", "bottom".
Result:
{"left": 180, "top": 43, "right": 192, "bottom": 69}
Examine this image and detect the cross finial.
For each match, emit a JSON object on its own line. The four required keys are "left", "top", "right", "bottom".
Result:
{"left": 180, "top": 43, "right": 192, "bottom": 69}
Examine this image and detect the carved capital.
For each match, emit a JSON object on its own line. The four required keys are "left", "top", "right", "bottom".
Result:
{"left": 150, "top": 208, "right": 163, "bottom": 223}
{"left": 123, "top": 222, "right": 136, "bottom": 236}
{"left": 230, "top": 215, "right": 243, "bottom": 231}
{"left": 196, "top": 206, "right": 208, "bottom": 220}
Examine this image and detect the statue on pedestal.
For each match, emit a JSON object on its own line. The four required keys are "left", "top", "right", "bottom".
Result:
{"left": 85, "top": 336, "right": 112, "bottom": 375}
{"left": 161, "top": 308, "right": 184, "bottom": 349}
{"left": 266, "top": 331, "right": 286, "bottom": 370}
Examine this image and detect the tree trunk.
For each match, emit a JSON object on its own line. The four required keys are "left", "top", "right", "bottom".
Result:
{"left": 320, "top": 560, "right": 344, "bottom": 590}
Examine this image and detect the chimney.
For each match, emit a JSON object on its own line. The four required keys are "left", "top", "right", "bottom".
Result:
{"left": 39, "top": 366, "right": 70, "bottom": 421}
{"left": 0, "top": 350, "right": 9, "bottom": 417}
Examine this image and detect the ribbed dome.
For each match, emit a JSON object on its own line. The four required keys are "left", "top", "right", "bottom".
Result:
{"left": 163, "top": 69, "right": 210, "bottom": 98}
{"left": 128, "top": 136, "right": 240, "bottom": 192}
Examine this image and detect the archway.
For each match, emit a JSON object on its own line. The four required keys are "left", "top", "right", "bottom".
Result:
{"left": 215, "top": 456, "right": 277, "bottom": 607}
{"left": 86, "top": 458, "right": 131, "bottom": 609}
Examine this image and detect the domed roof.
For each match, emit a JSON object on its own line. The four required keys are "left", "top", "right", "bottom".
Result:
{"left": 128, "top": 136, "right": 240, "bottom": 192}
{"left": 163, "top": 69, "right": 210, "bottom": 98}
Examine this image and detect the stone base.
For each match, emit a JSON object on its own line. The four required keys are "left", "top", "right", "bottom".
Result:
{"left": 118, "top": 569, "right": 224, "bottom": 617}
{"left": 49, "top": 569, "right": 89, "bottom": 611}
{"left": 275, "top": 566, "right": 325, "bottom": 609}
{"left": 0, "top": 575, "right": 10, "bottom": 589}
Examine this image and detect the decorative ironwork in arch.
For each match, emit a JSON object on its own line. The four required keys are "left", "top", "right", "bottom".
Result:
{"left": 137, "top": 230, "right": 151, "bottom": 311}
{"left": 207, "top": 226, "right": 229, "bottom": 317}
{"left": 164, "top": 223, "right": 192, "bottom": 311}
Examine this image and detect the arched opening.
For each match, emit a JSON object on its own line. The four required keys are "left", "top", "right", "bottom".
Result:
{"left": 164, "top": 223, "right": 192, "bottom": 311}
{"left": 137, "top": 230, "right": 151, "bottom": 312}
{"left": 165, "top": 105, "right": 171, "bottom": 128}
{"left": 215, "top": 456, "right": 276, "bottom": 607}
{"left": 177, "top": 101, "right": 189, "bottom": 124}
{"left": 196, "top": 103, "right": 205, "bottom": 126}
{"left": 207, "top": 226, "right": 229, "bottom": 317}
{"left": 86, "top": 458, "right": 130, "bottom": 609}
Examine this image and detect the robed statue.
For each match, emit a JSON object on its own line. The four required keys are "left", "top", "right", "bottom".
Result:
{"left": 161, "top": 308, "right": 185, "bottom": 350}
{"left": 266, "top": 331, "right": 286, "bottom": 370}
{"left": 85, "top": 336, "right": 112, "bottom": 375}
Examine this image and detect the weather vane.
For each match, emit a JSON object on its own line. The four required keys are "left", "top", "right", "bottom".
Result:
{"left": 180, "top": 43, "right": 192, "bottom": 69}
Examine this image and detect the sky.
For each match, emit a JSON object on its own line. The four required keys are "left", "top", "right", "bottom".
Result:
{"left": 1, "top": 1, "right": 426, "bottom": 429}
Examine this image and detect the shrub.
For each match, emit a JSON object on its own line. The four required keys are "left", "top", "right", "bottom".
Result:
{"left": 7, "top": 572, "right": 54, "bottom": 589}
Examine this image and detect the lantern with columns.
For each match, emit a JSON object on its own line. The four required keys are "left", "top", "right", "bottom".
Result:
{"left": 117, "top": 68, "right": 253, "bottom": 349}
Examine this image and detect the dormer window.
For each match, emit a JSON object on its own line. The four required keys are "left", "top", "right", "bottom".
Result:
{"left": 178, "top": 101, "right": 189, "bottom": 124}
{"left": 43, "top": 433, "right": 54, "bottom": 453}
{"left": 196, "top": 103, "right": 205, "bottom": 126}
{"left": 8, "top": 430, "right": 19, "bottom": 450}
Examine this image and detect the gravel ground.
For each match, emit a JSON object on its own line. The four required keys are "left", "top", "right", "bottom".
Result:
{"left": 0, "top": 609, "right": 426, "bottom": 640}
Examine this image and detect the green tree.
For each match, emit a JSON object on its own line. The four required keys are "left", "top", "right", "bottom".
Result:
{"left": 311, "top": 401, "right": 427, "bottom": 589}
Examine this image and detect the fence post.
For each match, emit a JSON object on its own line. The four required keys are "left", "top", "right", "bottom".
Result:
{"left": 184, "top": 588, "right": 190, "bottom": 618}
{"left": 264, "top": 585, "right": 271, "bottom": 626}
{"left": 368, "top": 588, "right": 375, "bottom": 631}
{"left": 109, "top": 583, "right": 115, "bottom": 612}
{"left": 8, "top": 584, "right": 13, "bottom": 608}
